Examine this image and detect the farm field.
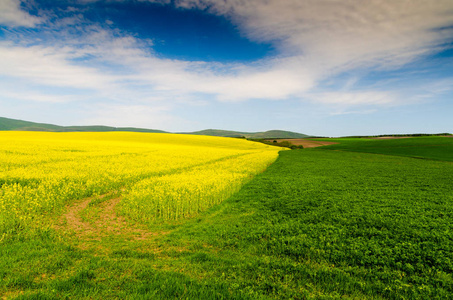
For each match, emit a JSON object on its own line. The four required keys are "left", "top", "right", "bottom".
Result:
{"left": 318, "top": 136, "right": 453, "bottom": 161}
{"left": 263, "top": 139, "right": 338, "bottom": 148}
{"left": 0, "top": 132, "right": 281, "bottom": 236}
{"left": 0, "top": 134, "right": 452, "bottom": 299}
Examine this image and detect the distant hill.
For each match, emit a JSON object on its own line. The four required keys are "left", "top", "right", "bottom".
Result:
{"left": 180, "top": 129, "right": 251, "bottom": 138}
{"left": 247, "top": 130, "right": 310, "bottom": 139}
{"left": 0, "top": 117, "right": 63, "bottom": 131}
{"left": 184, "top": 129, "right": 310, "bottom": 139}
{"left": 0, "top": 117, "right": 310, "bottom": 138}
{"left": 0, "top": 117, "right": 167, "bottom": 133}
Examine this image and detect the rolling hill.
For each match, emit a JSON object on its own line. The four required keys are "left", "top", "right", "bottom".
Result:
{"left": 0, "top": 117, "right": 167, "bottom": 133}
{"left": 182, "top": 129, "right": 310, "bottom": 139}
{"left": 0, "top": 117, "right": 310, "bottom": 138}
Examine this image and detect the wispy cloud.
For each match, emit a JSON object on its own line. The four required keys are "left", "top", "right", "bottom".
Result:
{"left": 0, "top": 0, "right": 43, "bottom": 27}
{"left": 309, "top": 91, "right": 395, "bottom": 106}
{"left": 0, "top": 42, "right": 116, "bottom": 90}
{"left": 175, "top": 0, "right": 453, "bottom": 69}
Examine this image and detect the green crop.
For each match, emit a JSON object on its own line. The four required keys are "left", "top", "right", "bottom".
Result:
{"left": 320, "top": 136, "right": 453, "bottom": 161}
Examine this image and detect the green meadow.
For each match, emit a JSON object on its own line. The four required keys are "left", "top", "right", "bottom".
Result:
{"left": 320, "top": 136, "right": 453, "bottom": 161}
{"left": 1, "top": 136, "right": 452, "bottom": 299}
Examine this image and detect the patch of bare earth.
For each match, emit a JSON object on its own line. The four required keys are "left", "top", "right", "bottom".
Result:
{"left": 55, "top": 194, "right": 160, "bottom": 243}
{"left": 272, "top": 139, "right": 338, "bottom": 148}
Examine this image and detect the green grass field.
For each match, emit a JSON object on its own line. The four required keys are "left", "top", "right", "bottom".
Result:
{"left": 319, "top": 136, "right": 453, "bottom": 161}
{"left": 1, "top": 137, "right": 452, "bottom": 299}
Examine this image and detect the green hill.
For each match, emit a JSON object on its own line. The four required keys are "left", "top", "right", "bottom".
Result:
{"left": 0, "top": 117, "right": 167, "bottom": 133}
{"left": 248, "top": 130, "right": 309, "bottom": 139}
{"left": 0, "top": 117, "right": 310, "bottom": 138}
{"left": 183, "top": 129, "right": 309, "bottom": 139}
{"left": 63, "top": 125, "right": 167, "bottom": 133}
{"left": 0, "top": 117, "right": 64, "bottom": 131}
{"left": 180, "top": 129, "right": 251, "bottom": 137}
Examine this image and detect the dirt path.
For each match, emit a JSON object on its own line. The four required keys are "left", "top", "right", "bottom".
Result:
{"left": 56, "top": 194, "right": 159, "bottom": 242}
{"left": 61, "top": 196, "right": 96, "bottom": 238}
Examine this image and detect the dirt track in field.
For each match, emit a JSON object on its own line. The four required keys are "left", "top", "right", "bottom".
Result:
{"left": 62, "top": 196, "right": 95, "bottom": 237}
{"left": 56, "top": 194, "right": 159, "bottom": 242}
{"left": 270, "top": 139, "right": 338, "bottom": 148}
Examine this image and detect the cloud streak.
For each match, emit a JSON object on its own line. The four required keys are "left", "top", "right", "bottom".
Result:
{"left": 0, "top": 42, "right": 116, "bottom": 90}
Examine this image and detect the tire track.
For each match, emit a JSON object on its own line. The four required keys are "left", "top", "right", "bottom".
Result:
{"left": 56, "top": 193, "right": 161, "bottom": 242}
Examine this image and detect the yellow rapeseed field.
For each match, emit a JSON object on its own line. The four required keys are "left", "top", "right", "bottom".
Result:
{"left": 0, "top": 131, "right": 282, "bottom": 234}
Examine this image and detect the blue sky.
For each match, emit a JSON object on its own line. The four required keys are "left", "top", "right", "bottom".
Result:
{"left": 0, "top": 0, "right": 452, "bottom": 136}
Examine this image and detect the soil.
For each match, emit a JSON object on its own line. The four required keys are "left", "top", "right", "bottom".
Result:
{"left": 270, "top": 139, "right": 338, "bottom": 148}
{"left": 56, "top": 194, "right": 159, "bottom": 242}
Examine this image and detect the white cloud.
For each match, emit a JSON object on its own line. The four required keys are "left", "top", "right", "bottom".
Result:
{"left": 0, "top": 0, "right": 42, "bottom": 27}
{"left": 175, "top": 0, "right": 453, "bottom": 71}
{"left": 0, "top": 42, "right": 116, "bottom": 90}
{"left": 0, "top": 88, "right": 78, "bottom": 103}
{"left": 194, "top": 66, "right": 313, "bottom": 101}
{"left": 107, "top": 0, "right": 453, "bottom": 106}
{"left": 19, "top": 26, "right": 313, "bottom": 102}
{"left": 309, "top": 91, "right": 394, "bottom": 106}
